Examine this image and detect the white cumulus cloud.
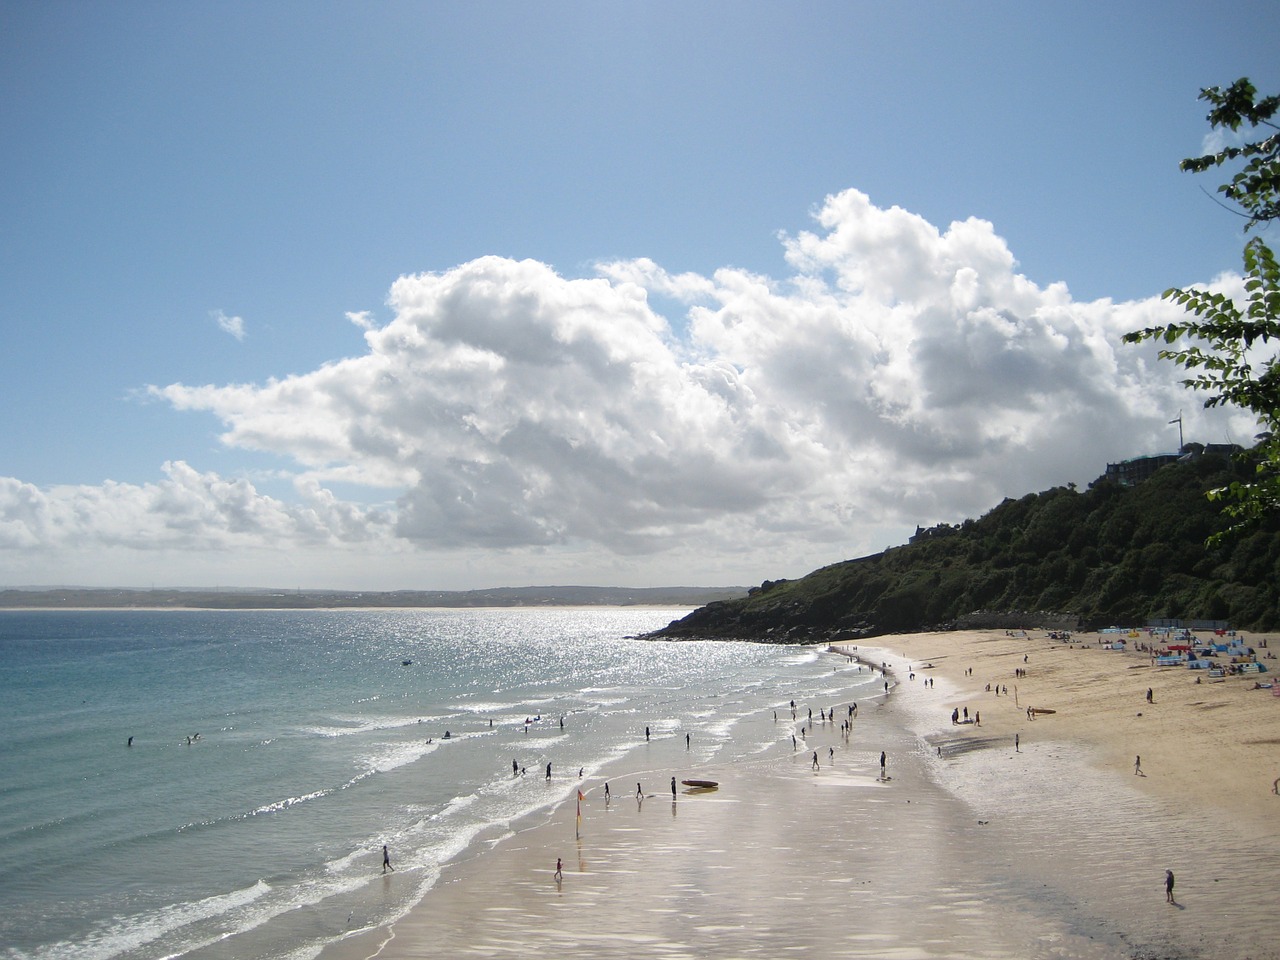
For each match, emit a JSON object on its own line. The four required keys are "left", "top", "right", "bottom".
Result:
{"left": 0, "top": 462, "right": 391, "bottom": 554}
{"left": 1, "top": 190, "right": 1259, "bottom": 587}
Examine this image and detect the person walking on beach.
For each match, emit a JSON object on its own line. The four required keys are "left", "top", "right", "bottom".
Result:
{"left": 880, "top": 751, "right": 887, "bottom": 778}
{"left": 686, "top": 732, "right": 691, "bottom": 750}
{"left": 671, "top": 776, "right": 677, "bottom": 800}
{"left": 382, "top": 845, "right": 394, "bottom": 874}
{"left": 812, "top": 750, "right": 820, "bottom": 770}
{"left": 1015, "top": 733, "right": 1020, "bottom": 752}
{"left": 604, "top": 781, "right": 611, "bottom": 802}
{"left": 555, "top": 857, "right": 563, "bottom": 882}
{"left": 1135, "top": 755, "right": 1143, "bottom": 776}
{"left": 1165, "top": 869, "right": 1175, "bottom": 902}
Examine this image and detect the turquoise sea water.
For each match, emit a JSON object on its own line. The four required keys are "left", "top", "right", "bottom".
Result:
{"left": 0, "top": 608, "right": 876, "bottom": 960}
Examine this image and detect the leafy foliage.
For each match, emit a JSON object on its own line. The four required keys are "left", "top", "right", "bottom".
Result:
{"left": 1178, "top": 78, "right": 1280, "bottom": 228}
{"left": 652, "top": 455, "right": 1280, "bottom": 641}
{"left": 1123, "top": 78, "right": 1280, "bottom": 540}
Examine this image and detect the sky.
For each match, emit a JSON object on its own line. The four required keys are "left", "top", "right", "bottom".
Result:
{"left": 2, "top": 2, "right": 1278, "bottom": 591}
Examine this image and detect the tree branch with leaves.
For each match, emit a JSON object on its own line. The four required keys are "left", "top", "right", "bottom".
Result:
{"left": 1123, "top": 78, "right": 1280, "bottom": 542}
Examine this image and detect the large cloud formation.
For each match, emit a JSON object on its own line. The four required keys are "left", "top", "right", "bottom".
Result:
{"left": 0, "top": 190, "right": 1256, "bottom": 586}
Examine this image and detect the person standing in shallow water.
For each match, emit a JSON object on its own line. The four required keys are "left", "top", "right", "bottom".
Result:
{"left": 382, "top": 845, "right": 394, "bottom": 874}
{"left": 671, "top": 776, "right": 677, "bottom": 800}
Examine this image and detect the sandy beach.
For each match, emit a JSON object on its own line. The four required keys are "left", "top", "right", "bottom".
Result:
{"left": 322, "top": 629, "right": 1280, "bottom": 960}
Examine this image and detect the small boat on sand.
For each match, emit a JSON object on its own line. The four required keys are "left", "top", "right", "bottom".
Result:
{"left": 681, "top": 779, "right": 719, "bottom": 789}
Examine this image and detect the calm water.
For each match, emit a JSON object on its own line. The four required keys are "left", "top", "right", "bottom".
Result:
{"left": 0, "top": 608, "right": 875, "bottom": 960}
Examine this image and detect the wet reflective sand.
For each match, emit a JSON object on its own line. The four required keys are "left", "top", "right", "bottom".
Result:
{"left": 327, "top": 630, "right": 1280, "bottom": 960}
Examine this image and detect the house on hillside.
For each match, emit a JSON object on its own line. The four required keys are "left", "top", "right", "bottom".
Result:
{"left": 1102, "top": 442, "right": 1242, "bottom": 488}
{"left": 909, "top": 522, "right": 960, "bottom": 544}
{"left": 1103, "top": 453, "right": 1180, "bottom": 486}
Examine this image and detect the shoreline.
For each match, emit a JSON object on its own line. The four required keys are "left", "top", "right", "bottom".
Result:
{"left": 859, "top": 629, "right": 1280, "bottom": 832}
{"left": 318, "top": 629, "right": 1280, "bottom": 960}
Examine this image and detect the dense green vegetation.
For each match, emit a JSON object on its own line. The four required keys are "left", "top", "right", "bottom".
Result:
{"left": 651, "top": 454, "right": 1280, "bottom": 642}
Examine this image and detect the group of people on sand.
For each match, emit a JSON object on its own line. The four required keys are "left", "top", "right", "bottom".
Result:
{"left": 380, "top": 667, "right": 908, "bottom": 882}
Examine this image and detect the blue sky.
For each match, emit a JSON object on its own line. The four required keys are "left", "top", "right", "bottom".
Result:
{"left": 2, "top": 1, "right": 1278, "bottom": 590}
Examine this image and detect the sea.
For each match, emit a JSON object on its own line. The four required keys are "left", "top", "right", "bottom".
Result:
{"left": 0, "top": 607, "right": 879, "bottom": 960}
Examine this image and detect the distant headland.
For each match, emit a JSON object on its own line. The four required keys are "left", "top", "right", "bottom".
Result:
{"left": 647, "top": 455, "right": 1280, "bottom": 643}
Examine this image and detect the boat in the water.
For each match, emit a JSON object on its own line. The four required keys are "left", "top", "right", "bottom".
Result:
{"left": 681, "top": 779, "right": 719, "bottom": 789}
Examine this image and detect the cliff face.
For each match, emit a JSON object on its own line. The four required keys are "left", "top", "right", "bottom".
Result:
{"left": 647, "top": 456, "right": 1280, "bottom": 642}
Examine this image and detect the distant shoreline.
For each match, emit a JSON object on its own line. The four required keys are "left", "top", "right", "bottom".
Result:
{"left": 0, "top": 604, "right": 705, "bottom": 614}
{"left": 0, "top": 585, "right": 746, "bottom": 611}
